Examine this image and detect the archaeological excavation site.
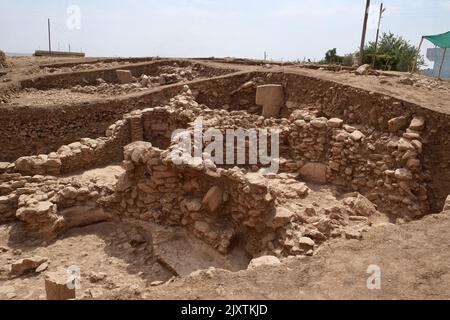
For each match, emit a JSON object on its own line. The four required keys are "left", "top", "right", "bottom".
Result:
{"left": 0, "top": 55, "right": 450, "bottom": 300}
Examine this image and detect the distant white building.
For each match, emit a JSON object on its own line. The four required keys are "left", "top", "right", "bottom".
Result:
{"left": 425, "top": 48, "right": 450, "bottom": 79}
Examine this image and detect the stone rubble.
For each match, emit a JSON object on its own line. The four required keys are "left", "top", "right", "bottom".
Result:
{"left": 9, "top": 256, "right": 48, "bottom": 276}
{"left": 71, "top": 65, "right": 203, "bottom": 96}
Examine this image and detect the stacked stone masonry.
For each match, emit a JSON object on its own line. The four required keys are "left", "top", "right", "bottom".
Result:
{"left": 1, "top": 86, "right": 435, "bottom": 222}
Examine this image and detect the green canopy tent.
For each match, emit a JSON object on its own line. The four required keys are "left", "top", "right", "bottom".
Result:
{"left": 414, "top": 31, "right": 450, "bottom": 77}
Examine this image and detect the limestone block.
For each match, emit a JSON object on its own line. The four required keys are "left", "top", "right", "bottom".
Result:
{"left": 311, "top": 117, "right": 328, "bottom": 129}
{"left": 353, "top": 194, "right": 378, "bottom": 217}
{"left": 327, "top": 118, "right": 344, "bottom": 128}
{"left": 388, "top": 116, "right": 408, "bottom": 132}
{"left": 299, "top": 162, "right": 327, "bottom": 184}
{"left": 298, "top": 236, "right": 315, "bottom": 249}
{"left": 409, "top": 116, "right": 425, "bottom": 131}
{"left": 202, "top": 186, "right": 223, "bottom": 213}
{"left": 255, "top": 84, "right": 284, "bottom": 118}
{"left": 355, "top": 64, "right": 371, "bottom": 75}
{"left": 350, "top": 130, "right": 365, "bottom": 141}
{"left": 45, "top": 269, "right": 76, "bottom": 300}
{"left": 271, "top": 207, "right": 295, "bottom": 228}
{"left": 394, "top": 168, "right": 413, "bottom": 180}
{"left": 116, "top": 70, "right": 133, "bottom": 84}
{"left": 9, "top": 256, "right": 48, "bottom": 276}
{"left": 248, "top": 255, "right": 281, "bottom": 269}
{"left": 59, "top": 206, "right": 110, "bottom": 231}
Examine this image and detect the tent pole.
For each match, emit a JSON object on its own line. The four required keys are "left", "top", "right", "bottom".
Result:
{"left": 438, "top": 48, "right": 447, "bottom": 79}
{"left": 412, "top": 37, "right": 424, "bottom": 74}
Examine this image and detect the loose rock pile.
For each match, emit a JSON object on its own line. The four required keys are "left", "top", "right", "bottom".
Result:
{"left": 71, "top": 65, "right": 202, "bottom": 96}
{"left": 398, "top": 75, "right": 450, "bottom": 91}
{"left": 26, "top": 61, "right": 125, "bottom": 75}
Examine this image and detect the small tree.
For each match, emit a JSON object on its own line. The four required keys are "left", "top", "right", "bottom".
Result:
{"left": 324, "top": 48, "right": 341, "bottom": 64}
{"left": 341, "top": 53, "right": 356, "bottom": 66}
{"left": 363, "top": 32, "right": 424, "bottom": 72}
{"left": 0, "top": 50, "right": 7, "bottom": 68}
{"left": 322, "top": 49, "right": 355, "bottom": 66}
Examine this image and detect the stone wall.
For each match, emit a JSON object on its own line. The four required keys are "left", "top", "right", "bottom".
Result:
{"left": 0, "top": 72, "right": 248, "bottom": 163}
{"left": 11, "top": 116, "right": 131, "bottom": 176}
{"left": 1, "top": 70, "right": 449, "bottom": 212}
{"left": 20, "top": 60, "right": 235, "bottom": 90}
{"left": 38, "top": 57, "right": 160, "bottom": 70}
{"left": 193, "top": 71, "right": 449, "bottom": 213}
{"left": 4, "top": 86, "right": 435, "bottom": 219}
{"left": 287, "top": 113, "right": 428, "bottom": 219}
{"left": 6, "top": 90, "right": 197, "bottom": 176}
{"left": 0, "top": 172, "right": 113, "bottom": 238}
{"left": 172, "top": 97, "right": 430, "bottom": 219}
{"left": 110, "top": 141, "right": 279, "bottom": 255}
{"left": 0, "top": 87, "right": 178, "bottom": 162}
{"left": 281, "top": 73, "right": 450, "bottom": 213}
{"left": 142, "top": 107, "right": 193, "bottom": 150}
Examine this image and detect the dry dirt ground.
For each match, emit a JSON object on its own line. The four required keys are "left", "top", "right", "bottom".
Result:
{"left": 139, "top": 211, "right": 450, "bottom": 300}
{"left": 1, "top": 56, "right": 450, "bottom": 113}
{"left": 1, "top": 55, "right": 450, "bottom": 300}
{"left": 2, "top": 210, "right": 448, "bottom": 300}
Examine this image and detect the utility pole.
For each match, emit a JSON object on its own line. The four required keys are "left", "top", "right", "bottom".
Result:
{"left": 372, "top": 3, "right": 386, "bottom": 67}
{"left": 438, "top": 48, "right": 447, "bottom": 79}
{"left": 48, "top": 18, "right": 52, "bottom": 55}
{"left": 358, "top": 0, "right": 371, "bottom": 66}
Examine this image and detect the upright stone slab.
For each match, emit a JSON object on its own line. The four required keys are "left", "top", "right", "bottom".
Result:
{"left": 116, "top": 70, "right": 133, "bottom": 84}
{"left": 255, "top": 84, "right": 284, "bottom": 118}
{"left": 45, "top": 270, "right": 76, "bottom": 300}
{"left": 126, "top": 112, "right": 144, "bottom": 142}
{"left": 299, "top": 162, "right": 327, "bottom": 184}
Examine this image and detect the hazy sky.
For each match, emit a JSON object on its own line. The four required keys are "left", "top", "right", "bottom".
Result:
{"left": 1, "top": 0, "right": 449, "bottom": 65}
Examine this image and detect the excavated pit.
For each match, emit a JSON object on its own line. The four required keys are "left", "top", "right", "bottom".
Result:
{"left": 1, "top": 60, "right": 450, "bottom": 299}
{"left": 1, "top": 60, "right": 236, "bottom": 106}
